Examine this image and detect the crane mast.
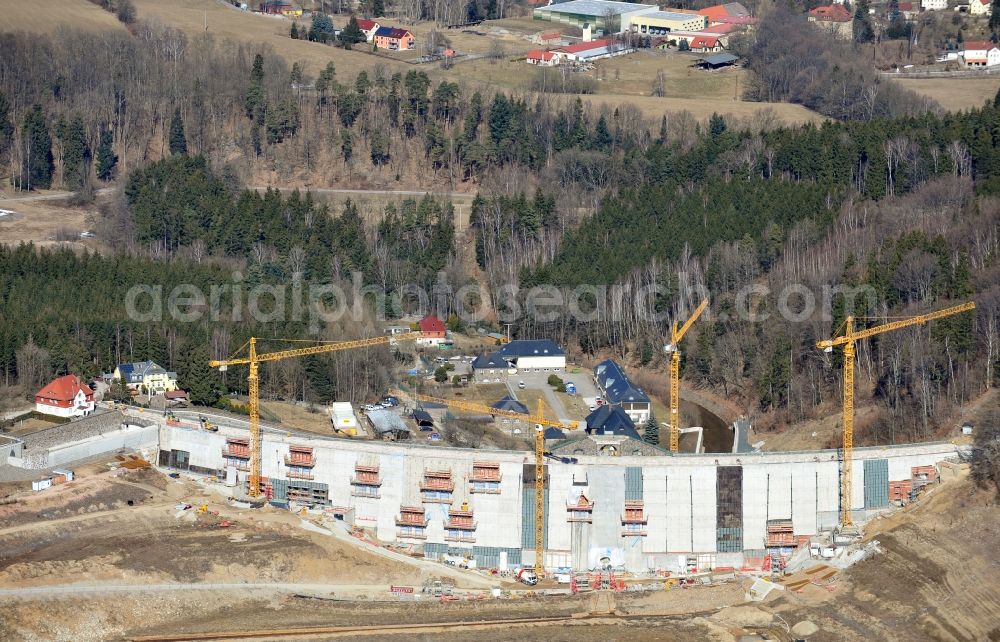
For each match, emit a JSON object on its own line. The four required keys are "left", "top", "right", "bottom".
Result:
{"left": 210, "top": 332, "right": 421, "bottom": 498}
{"left": 817, "top": 301, "right": 975, "bottom": 528}
{"left": 665, "top": 299, "right": 708, "bottom": 452}
{"left": 396, "top": 390, "right": 577, "bottom": 577}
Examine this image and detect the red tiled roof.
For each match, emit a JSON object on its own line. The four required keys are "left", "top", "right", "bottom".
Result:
{"left": 704, "top": 23, "right": 735, "bottom": 34}
{"left": 418, "top": 315, "right": 446, "bottom": 333}
{"left": 527, "top": 49, "right": 557, "bottom": 61}
{"left": 690, "top": 35, "right": 720, "bottom": 49}
{"left": 897, "top": 2, "right": 913, "bottom": 10}
{"left": 713, "top": 15, "right": 757, "bottom": 25}
{"left": 164, "top": 390, "right": 188, "bottom": 399}
{"left": 357, "top": 18, "right": 378, "bottom": 31}
{"left": 36, "top": 375, "right": 94, "bottom": 402}
{"left": 964, "top": 41, "right": 996, "bottom": 51}
{"left": 698, "top": 5, "right": 731, "bottom": 21}
{"left": 556, "top": 38, "right": 613, "bottom": 54}
{"left": 808, "top": 4, "right": 852, "bottom": 21}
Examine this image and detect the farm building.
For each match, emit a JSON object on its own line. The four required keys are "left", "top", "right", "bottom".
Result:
{"left": 496, "top": 340, "right": 566, "bottom": 372}
{"left": 533, "top": 0, "right": 658, "bottom": 34}
{"left": 629, "top": 10, "right": 708, "bottom": 36}
{"left": 553, "top": 38, "right": 633, "bottom": 62}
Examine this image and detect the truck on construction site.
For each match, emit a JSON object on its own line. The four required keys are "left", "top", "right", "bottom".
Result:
{"left": 515, "top": 568, "right": 538, "bottom": 585}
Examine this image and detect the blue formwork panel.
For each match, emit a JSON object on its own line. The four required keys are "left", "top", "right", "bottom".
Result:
{"left": 271, "top": 478, "right": 288, "bottom": 501}
{"left": 424, "top": 543, "right": 448, "bottom": 560}
{"left": 625, "top": 467, "right": 643, "bottom": 500}
{"left": 864, "top": 459, "right": 889, "bottom": 508}
{"left": 716, "top": 527, "right": 743, "bottom": 553}
{"left": 521, "top": 486, "right": 550, "bottom": 549}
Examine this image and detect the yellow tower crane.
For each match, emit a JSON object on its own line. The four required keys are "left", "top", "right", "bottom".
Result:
{"left": 396, "top": 390, "right": 580, "bottom": 577}
{"left": 663, "top": 299, "right": 709, "bottom": 453}
{"left": 210, "top": 332, "right": 422, "bottom": 498}
{"left": 817, "top": 301, "right": 975, "bottom": 528}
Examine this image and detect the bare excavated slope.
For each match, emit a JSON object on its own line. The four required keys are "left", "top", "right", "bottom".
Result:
{"left": 768, "top": 472, "right": 1000, "bottom": 642}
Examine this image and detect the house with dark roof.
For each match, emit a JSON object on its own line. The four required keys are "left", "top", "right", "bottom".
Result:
{"left": 112, "top": 361, "right": 178, "bottom": 394}
{"left": 491, "top": 395, "right": 530, "bottom": 415}
{"left": 593, "top": 360, "right": 651, "bottom": 423}
{"left": 374, "top": 26, "right": 414, "bottom": 51}
{"left": 495, "top": 339, "right": 566, "bottom": 372}
{"left": 35, "top": 375, "right": 95, "bottom": 418}
{"left": 472, "top": 352, "right": 510, "bottom": 383}
{"left": 411, "top": 409, "right": 435, "bottom": 429}
{"left": 584, "top": 405, "right": 642, "bottom": 440}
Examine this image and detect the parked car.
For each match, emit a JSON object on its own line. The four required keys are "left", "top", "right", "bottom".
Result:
{"left": 383, "top": 396, "right": 399, "bottom": 407}
{"left": 364, "top": 404, "right": 380, "bottom": 412}
{"left": 589, "top": 405, "right": 597, "bottom": 411}
{"left": 518, "top": 381, "right": 526, "bottom": 389}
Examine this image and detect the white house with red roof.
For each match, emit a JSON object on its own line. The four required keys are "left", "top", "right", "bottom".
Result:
{"left": 356, "top": 18, "right": 381, "bottom": 42}
{"left": 417, "top": 314, "right": 448, "bottom": 346}
{"left": 963, "top": 41, "right": 1000, "bottom": 67}
{"left": 527, "top": 49, "right": 560, "bottom": 65}
{"left": 35, "top": 375, "right": 96, "bottom": 418}
{"left": 969, "top": 0, "right": 992, "bottom": 16}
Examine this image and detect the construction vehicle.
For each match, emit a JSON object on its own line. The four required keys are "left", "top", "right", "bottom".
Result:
{"left": 663, "top": 299, "right": 708, "bottom": 452}
{"left": 817, "top": 300, "right": 975, "bottom": 528}
{"left": 199, "top": 415, "right": 218, "bottom": 432}
{"left": 515, "top": 567, "right": 538, "bottom": 586}
{"left": 209, "top": 333, "right": 421, "bottom": 499}
{"left": 391, "top": 390, "right": 579, "bottom": 578}
{"left": 164, "top": 411, "right": 181, "bottom": 427}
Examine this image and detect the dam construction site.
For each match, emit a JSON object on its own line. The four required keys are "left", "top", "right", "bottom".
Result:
{"left": 1, "top": 314, "right": 998, "bottom": 641}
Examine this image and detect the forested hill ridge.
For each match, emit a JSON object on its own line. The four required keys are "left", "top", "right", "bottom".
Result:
{"left": 0, "top": 17, "right": 998, "bottom": 446}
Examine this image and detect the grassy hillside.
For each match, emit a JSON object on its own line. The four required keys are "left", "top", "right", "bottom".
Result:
{"left": 893, "top": 76, "right": 1000, "bottom": 112}
{"left": 3, "top": 0, "right": 126, "bottom": 33}
{"left": 133, "top": 0, "right": 408, "bottom": 76}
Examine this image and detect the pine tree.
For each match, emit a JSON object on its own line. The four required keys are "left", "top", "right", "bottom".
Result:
{"left": 0, "top": 91, "right": 13, "bottom": 159}
{"left": 95, "top": 128, "right": 117, "bottom": 181}
{"left": 310, "top": 13, "right": 336, "bottom": 43}
{"left": 169, "top": 108, "right": 187, "bottom": 155}
{"left": 110, "top": 376, "right": 131, "bottom": 403}
{"left": 853, "top": 0, "right": 875, "bottom": 43}
{"left": 20, "top": 105, "right": 53, "bottom": 190}
{"left": 593, "top": 114, "right": 612, "bottom": 149}
{"left": 339, "top": 16, "right": 366, "bottom": 48}
{"left": 372, "top": 0, "right": 385, "bottom": 16}
{"left": 991, "top": 0, "right": 1000, "bottom": 31}
{"left": 643, "top": 414, "right": 660, "bottom": 446}
{"left": 709, "top": 112, "right": 726, "bottom": 140}
{"left": 59, "top": 115, "right": 90, "bottom": 190}
{"left": 179, "top": 342, "right": 218, "bottom": 406}
{"left": 340, "top": 129, "right": 353, "bottom": 163}
{"left": 245, "top": 54, "right": 266, "bottom": 124}
{"left": 290, "top": 22, "right": 299, "bottom": 39}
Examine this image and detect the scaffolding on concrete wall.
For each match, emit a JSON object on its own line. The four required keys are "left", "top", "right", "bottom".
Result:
{"left": 716, "top": 466, "right": 742, "bottom": 553}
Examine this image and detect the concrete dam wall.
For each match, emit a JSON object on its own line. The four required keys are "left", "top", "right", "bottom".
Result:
{"left": 159, "top": 424, "right": 956, "bottom": 573}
